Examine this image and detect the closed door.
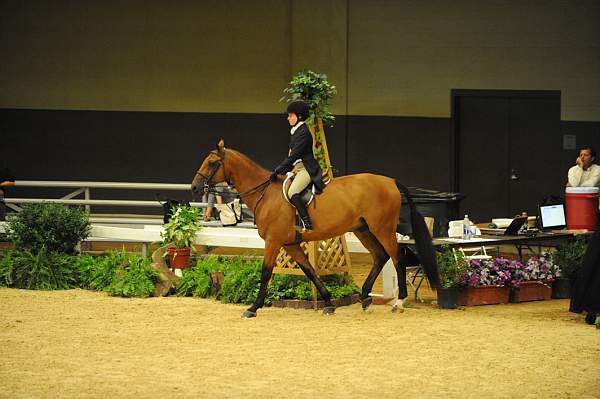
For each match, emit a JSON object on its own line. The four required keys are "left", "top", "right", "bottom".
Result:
{"left": 454, "top": 91, "right": 561, "bottom": 223}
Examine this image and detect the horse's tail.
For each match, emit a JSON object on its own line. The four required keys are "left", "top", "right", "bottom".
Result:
{"left": 395, "top": 181, "right": 440, "bottom": 288}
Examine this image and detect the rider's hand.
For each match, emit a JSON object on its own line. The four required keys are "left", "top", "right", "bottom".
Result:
{"left": 269, "top": 172, "right": 278, "bottom": 182}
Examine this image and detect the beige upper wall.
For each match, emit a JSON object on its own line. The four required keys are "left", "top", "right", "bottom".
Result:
{"left": 1, "top": 0, "right": 598, "bottom": 120}
{"left": 348, "top": 0, "right": 600, "bottom": 120}
{"left": 0, "top": 0, "right": 293, "bottom": 113}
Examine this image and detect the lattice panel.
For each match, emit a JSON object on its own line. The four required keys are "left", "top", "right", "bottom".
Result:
{"left": 308, "top": 118, "right": 334, "bottom": 179}
{"left": 273, "top": 242, "right": 310, "bottom": 275}
{"left": 315, "top": 237, "right": 349, "bottom": 275}
{"left": 274, "top": 236, "right": 351, "bottom": 276}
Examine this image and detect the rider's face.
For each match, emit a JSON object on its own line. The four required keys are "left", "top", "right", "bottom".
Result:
{"left": 287, "top": 113, "right": 298, "bottom": 126}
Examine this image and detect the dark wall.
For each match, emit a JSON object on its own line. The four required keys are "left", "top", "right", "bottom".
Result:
{"left": 1, "top": 109, "right": 295, "bottom": 210}
{"left": 346, "top": 116, "right": 451, "bottom": 191}
{"left": 0, "top": 109, "right": 453, "bottom": 192}
{"left": 2, "top": 109, "right": 599, "bottom": 216}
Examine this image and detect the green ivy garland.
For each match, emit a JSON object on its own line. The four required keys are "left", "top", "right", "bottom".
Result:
{"left": 281, "top": 69, "right": 337, "bottom": 128}
{"left": 281, "top": 69, "right": 337, "bottom": 170}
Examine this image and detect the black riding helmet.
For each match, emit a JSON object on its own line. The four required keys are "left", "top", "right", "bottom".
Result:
{"left": 286, "top": 100, "right": 310, "bottom": 121}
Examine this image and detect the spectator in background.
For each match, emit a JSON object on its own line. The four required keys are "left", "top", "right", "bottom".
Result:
{"left": 0, "top": 161, "right": 15, "bottom": 221}
{"left": 203, "top": 182, "right": 237, "bottom": 221}
{"left": 202, "top": 182, "right": 254, "bottom": 223}
{"left": 566, "top": 146, "right": 600, "bottom": 188}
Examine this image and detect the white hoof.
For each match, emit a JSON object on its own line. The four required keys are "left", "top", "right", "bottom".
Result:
{"left": 389, "top": 299, "right": 405, "bottom": 313}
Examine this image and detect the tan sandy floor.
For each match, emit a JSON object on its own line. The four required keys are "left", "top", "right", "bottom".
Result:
{"left": 1, "top": 287, "right": 599, "bottom": 399}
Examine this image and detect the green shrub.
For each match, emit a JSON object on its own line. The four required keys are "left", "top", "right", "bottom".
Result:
{"left": 176, "top": 255, "right": 228, "bottom": 297}
{"left": 322, "top": 274, "right": 360, "bottom": 299}
{"left": 107, "top": 253, "right": 159, "bottom": 298}
{"left": 216, "top": 255, "right": 359, "bottom": 304}
{"left": 268, "top": 274, "right": 310, "bottom": 301}
{"left": 0, "top": 250, "right": 15, "bottom": 287}
{"left": 6, "top": 203, "right": 90, "bottom": 254}
{"left": 79, "top": 251, "right": 125, "bottom": 291}
{"left": 0, "top": 248, "right": 79, "bottom": 290}
{"left": 436, "top": 245, "right": 468, "bottom": 288}
{"left": 554, "top": 236, "right": 587, "bottom": 281}
{"left": 267, "top": 273, "right": 359, "bottom": 302}
{"left": 220, "top": 258, "right": 262, "bottom": 305}
{"left": 176, "top": 267, "right": 212, "bottom": 298}
{"left": 78, "top": 250, "right": 159, "bottom": 297}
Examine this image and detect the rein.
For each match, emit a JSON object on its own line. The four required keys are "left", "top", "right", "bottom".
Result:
{"left": 196, "top": 149, "right": 272, "bottom": 215}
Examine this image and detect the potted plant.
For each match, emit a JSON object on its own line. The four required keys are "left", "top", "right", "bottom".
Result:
{"left": 509, "top": 253, "right": 559, "bottom": 302}
{"left": 160, "top": 205, "right": 201, "bottom": 270}
{"left": 458, "top": 257, "right": 514, "bottom": 306}
{"left": 435, "top": 245, "right": 467, "bottom": 309}
{"left": 552, "top": 237, "right": 587, "bottom": 298}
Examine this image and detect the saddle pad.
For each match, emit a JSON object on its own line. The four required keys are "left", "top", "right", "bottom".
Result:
{"left": 282, "top": 174, "right": 314, "bottom": 206}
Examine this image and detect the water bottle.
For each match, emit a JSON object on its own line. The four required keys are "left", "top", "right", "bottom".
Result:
{"left": 462, "top": 214, "right": 472, "bottom": 240}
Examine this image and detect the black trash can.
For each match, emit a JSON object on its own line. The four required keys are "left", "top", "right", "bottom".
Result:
{"left": 398, "top": 187, "right": 465, "bottom": 237}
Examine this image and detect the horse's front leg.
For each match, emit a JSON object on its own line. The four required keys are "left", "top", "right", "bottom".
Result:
{"left": 284, "top": 244, "right": 335, "bottom": 315}
{"left": 242, "top": 241, "right": 279, "bottom": 318}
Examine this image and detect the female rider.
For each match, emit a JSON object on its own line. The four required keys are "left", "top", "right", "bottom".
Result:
{"left": 270, "top": 101, "right": 325, "bottom": 232}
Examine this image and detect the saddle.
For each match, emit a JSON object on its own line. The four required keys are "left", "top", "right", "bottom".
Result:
{"left": 282, "top": 171, "right": 331, "bottom": 206}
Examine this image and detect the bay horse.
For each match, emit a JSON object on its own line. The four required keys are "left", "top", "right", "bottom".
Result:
{"left": 191, "top": 139, "right": 440, "bottom": 318}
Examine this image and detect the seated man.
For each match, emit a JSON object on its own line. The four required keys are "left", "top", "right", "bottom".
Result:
{"left": 566, "top": 146, "right": 600, "bottom": 188}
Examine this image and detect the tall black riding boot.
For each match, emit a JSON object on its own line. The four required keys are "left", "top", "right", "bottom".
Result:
{"left": 290, "top": 194, "right": 313, "bottom": 232}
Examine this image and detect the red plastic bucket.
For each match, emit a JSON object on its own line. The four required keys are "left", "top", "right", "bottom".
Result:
{"left": 565, "top": 187, "right": 599, "bottom": 230}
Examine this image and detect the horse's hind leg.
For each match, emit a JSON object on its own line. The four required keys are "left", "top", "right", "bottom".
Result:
{"left": 370, "top": 226, "right": 408, "bottom": 313}
{"left": 391, "top": 249, "right": 411, "bottom": 313}
{"left": 353, "top": 229, "right": 390, "bottom": 311}
{"left": 284, "top": 244, "right": 335, "bottom": 315}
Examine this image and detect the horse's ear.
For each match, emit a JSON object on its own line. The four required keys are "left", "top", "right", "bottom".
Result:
{"left": 216, "top": 138, "right": 225, "bottom": 155}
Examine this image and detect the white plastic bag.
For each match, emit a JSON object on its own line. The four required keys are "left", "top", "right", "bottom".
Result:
{"left": 215, "top": 199, "right": 242, "bottom": 226}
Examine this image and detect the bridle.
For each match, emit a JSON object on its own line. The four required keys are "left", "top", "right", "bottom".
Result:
{"left": 194, "top": 150, "right": 227, "bottom": 193}
{"left": 194, "top": 149, "right": 272, "bottom": 214}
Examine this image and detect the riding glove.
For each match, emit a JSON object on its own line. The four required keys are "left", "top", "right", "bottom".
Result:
{"left": 269, "top": 172, "right": 278, "bottom": 182}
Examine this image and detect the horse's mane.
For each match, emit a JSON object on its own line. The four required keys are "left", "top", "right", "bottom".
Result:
{"left": 227, "top": 148, "right": 270, "bottom": 174}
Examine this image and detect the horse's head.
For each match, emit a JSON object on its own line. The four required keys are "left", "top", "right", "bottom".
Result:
{"left": 191, "top": 138, "right": 229, "bottom": 196}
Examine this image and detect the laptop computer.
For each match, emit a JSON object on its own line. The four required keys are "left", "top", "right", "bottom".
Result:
{"left": 480, "top": 216, "right": 528, "bottom": 235}
{"left": 502, "top": 216, "right": 529, "bottom": 235}
{"left": 538, "top": 203, "right": 567, "bottom": 231}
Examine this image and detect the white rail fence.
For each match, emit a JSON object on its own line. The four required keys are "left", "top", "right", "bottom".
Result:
{"left": 2, "top": 179, "right": 368, "bottom": 252}
{"left": 6, "top": 180, "right": 202, "bottom": 214}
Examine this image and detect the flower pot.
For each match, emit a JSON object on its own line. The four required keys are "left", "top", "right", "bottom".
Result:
{"left": 510, "top": 280, "right": 553, "bottom": 303}
{"left": 458, "top": 285, "right": 510, "bottom": 306}
{"left": 167, "top": 247, "right": 192, "bottom": 269}
{"left": 437, "top": 287, "right": 460, "bottom": 309}
{"left": 551, "top": 277, "right": 572, "bottom": 299}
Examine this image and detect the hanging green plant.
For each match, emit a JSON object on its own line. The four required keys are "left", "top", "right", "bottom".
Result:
{"left": 281, "top": 69, "right": 337, "bottom": 128}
